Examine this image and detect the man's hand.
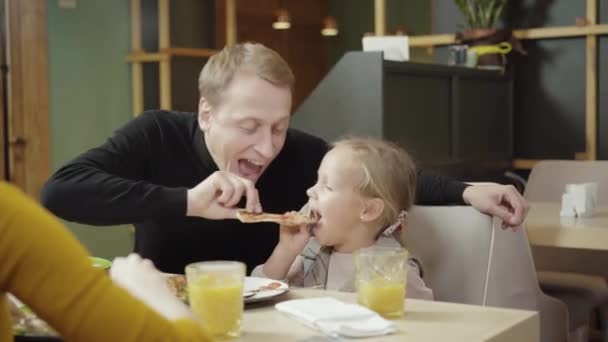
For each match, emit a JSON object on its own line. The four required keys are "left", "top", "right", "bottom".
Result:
{"left": 462, "top": 184, "right": 529, "bottom": 229}
{"left": 186, "top": 171, "right": 262, "bottom": 220}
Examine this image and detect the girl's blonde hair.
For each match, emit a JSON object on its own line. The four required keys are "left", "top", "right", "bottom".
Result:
{"left": 332, "top": 137, "right": 416, "bottom": 231}
{"left": 198, "top": 42, "right": 294, "bottom": 106}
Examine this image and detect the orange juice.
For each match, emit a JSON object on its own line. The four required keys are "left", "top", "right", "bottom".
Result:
{"left": 186, "top": 261, "right": 245, "bottom": 340}
{"left": 188, "top": 274, "right": 244, "bottom": 339}
{"left": 357, "top": 278, "right": 405, "bottom": 318}
{"left": 354, "top": 246, "right": 408, "bottom": 318}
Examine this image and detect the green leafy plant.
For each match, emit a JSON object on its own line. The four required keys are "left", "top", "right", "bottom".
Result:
{"left": 454, "top": 0, "right": 507, "bottom": 29}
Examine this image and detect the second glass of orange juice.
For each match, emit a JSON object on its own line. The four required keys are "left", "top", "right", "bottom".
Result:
{"left": 185, "top": 261, "right": 245, "bottom": 339}
{"left": 355, "top": 246, "right": 408, "bottom": 318}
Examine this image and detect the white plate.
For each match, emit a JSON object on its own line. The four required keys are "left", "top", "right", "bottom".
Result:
{"left": 243, "top": 276, "right": 289, "bottom": 304}
{"left": 163, "top": 273, "right": 288, "bottom": 304}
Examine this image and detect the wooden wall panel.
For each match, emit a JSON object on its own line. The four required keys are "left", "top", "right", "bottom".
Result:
{"left": 601, "top": 0, "right": 608, "bottom": 159}
{"left": 6, "top": 0, "right": 50, "bottom": 197}
{"left": 600, "top": 35, "right": 608, "bottom": 159}
{"left": 0, "top": 13, "right": 5, "bottom": 181}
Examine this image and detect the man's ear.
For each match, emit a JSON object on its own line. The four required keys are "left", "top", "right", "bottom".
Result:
{"left": 198, "top": 97, "right": 212, "bottom": 131}
{"left": 360, "top": 198, "right": 384, "bottom": 223}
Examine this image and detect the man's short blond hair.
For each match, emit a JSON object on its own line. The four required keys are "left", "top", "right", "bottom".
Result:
{"left": 198, "top": 42, "right": 295, "bottom": 105}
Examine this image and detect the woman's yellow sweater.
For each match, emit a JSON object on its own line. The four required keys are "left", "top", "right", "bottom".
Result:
{"left": 0, "top": 182, "right": 211, "bottom": 341}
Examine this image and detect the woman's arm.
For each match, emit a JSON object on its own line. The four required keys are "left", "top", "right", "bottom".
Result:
{"left": 0, "top": 182, "right": 211, "bottom": 342}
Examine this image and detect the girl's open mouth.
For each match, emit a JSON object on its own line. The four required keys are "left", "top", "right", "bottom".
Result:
{"left": 307, "top": 208, "right": 322, "bottom": 234}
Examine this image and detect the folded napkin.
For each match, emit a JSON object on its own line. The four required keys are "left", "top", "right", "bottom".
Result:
{"left": 561, "top": 183, "right": 598, "bottom": 217}
{"left": 275, "top": 297, "right": 397, "bottom": 338}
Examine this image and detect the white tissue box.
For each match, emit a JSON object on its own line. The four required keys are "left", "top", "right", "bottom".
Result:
{"left": 561, "top": 183, "right": 598, "bottom": 217}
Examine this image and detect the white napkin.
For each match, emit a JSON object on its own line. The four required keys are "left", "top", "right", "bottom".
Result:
{"left": 560, "top": 192, "right": 576, "bottom": 217}
{"left": 362, "top": 36, "right": 409, "bottom": 61}
{"left": 561, "top": 183, "right": 598, "bottom": 217}
{"left": 275, "top": 297, "right": 397, "bottom": 338}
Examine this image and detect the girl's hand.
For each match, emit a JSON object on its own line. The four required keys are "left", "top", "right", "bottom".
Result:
{"left": 277, "top": 223, "right": 312, "bottom": 256}
{"left": 262, "top": 224, "right": 312, "bottom": 280}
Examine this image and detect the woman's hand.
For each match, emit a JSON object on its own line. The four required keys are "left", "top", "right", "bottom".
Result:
{"left": 110, "top": 254, "right": 194, "bottom": 321}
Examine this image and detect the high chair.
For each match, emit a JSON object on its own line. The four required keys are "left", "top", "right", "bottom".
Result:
{"left": 404, "top": 205, "right": 568, "bottom": 342}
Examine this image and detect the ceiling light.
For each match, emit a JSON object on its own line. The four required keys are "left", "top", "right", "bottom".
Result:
{"left": 321, "top": 16, "right": 338, "bottom": 36}
{"left": 273, "top": 9, "right": 291, "bottom": 30}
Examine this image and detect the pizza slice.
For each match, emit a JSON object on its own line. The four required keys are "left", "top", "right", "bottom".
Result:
{"left": 165, "top": 274, "right": 188, "bottom": 303}
{"left": 236, "top": 210, "right": 317, "bottom": 226}
{"left": 259, "top": 281, "right": 283, "bottom": 290}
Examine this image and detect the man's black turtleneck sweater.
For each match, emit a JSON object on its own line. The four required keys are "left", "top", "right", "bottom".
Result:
{"left": 41, "top": 110, "right": 467, "bottom": 273}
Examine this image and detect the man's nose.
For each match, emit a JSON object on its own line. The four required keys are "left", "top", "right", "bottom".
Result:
{"left": 254, "top": 130, "right": 275, "bottom": 158}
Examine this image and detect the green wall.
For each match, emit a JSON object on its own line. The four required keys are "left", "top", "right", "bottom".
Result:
{"left": 46, "top": 0, "right": 133, "bottom": 259}
{"left": 329, "top": 0, "right": 432, "bottom": 65}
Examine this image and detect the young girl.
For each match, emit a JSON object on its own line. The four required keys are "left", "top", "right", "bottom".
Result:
{"left": 252, "top": 137, "right": 433, "bottom": 300}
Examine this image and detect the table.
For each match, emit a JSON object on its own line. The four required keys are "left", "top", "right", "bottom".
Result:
{"left": 14, "top": 289, "right": 539, "bottom": 342}
{"left": 525, "top": 202, "right": 608, "bottom": 250}
{"left": 238, "top": 289, "right": 539, "bottom": 341}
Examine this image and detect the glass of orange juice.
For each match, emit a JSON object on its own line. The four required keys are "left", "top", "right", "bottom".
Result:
{"left": 185, "top": 261, "right": 245, "bottom": 339}
{"left": 355, "top": 246, "right": 408, "bottom": 318}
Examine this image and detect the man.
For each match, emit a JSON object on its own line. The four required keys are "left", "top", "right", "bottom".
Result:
{"left": 41, "top": 43, "right": 528, "bottom": 274}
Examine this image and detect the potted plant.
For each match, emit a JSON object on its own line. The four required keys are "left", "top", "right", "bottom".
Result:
{"left": 454, "top": 0, "right": 506, "bottom": 32}
{"left": 453, "top": 0, "right": 516, "bottom": 67}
